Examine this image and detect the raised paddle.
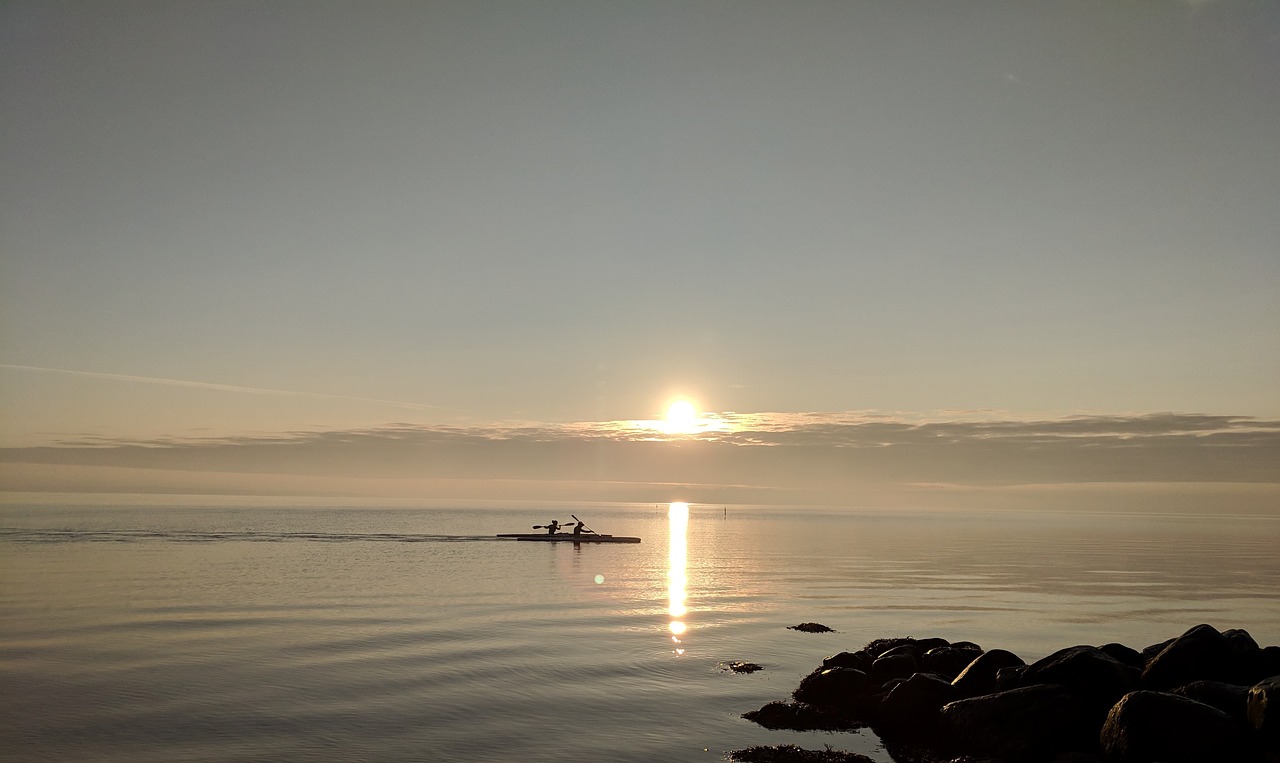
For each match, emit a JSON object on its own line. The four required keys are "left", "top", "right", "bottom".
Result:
{"left": 569, "top": 514, "right": 597, "bottom": 534}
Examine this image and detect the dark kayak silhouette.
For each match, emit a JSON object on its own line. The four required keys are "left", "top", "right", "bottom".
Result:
{"left": 501, "top": 514, "right": 639, "bottom": 543}
{"left": 496, "top": 533, "right": 641, "bottom": 543}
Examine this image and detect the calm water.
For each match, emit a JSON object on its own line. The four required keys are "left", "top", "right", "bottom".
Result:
{"left": 2, "top": 502, "right": 1278, "bottom": 762}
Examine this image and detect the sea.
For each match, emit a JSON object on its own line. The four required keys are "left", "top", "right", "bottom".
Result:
{"left": 2, "top": 501, "right": 1278, "bottom": 763}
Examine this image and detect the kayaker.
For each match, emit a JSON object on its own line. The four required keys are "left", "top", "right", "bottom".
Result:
{"left": 545, "top": 519, "right": 562, "bottom": 535}
{"left": 571, "top": 519, "right": 587, "bottom": 536}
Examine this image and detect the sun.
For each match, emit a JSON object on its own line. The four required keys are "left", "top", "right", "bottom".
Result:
{"left": 664, "top": 399, "right": 699, "bottom": 433}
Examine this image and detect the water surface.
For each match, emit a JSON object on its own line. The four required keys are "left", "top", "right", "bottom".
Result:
{"left": 3, "top": 503, "right": 1277, "bottom": 762}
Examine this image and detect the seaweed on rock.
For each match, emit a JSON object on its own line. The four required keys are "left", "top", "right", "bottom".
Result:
{"left": 727, "top": 744, "right": 874, "bottom": 762}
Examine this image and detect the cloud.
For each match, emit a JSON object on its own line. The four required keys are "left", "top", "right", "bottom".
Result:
{"left": 3, "top": 412, "right": 1277, "bottom": 507}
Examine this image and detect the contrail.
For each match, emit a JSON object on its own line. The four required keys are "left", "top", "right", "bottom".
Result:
{"left": 0, "top": 364, "right": 447, "bottom": 412}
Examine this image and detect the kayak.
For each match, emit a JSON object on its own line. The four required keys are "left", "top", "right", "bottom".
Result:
{"left": 497, "top": 533, "right": 641, "bottom": 544}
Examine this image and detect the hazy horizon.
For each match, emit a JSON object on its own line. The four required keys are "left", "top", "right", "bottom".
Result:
{"left": 3, "top": 2, "right": 1278, "bottom": 510}
{"left": 4, "top": 408, "right": 1277, "bottom": 513}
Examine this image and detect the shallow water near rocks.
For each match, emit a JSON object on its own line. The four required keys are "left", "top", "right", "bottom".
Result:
{"left": 2, "top": 502, "right": 1277, "bottom": 762}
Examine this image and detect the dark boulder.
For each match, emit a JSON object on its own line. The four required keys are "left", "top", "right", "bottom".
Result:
{"left": 939, "top": 684, "right": 1096, "bottom": 761}
{"left": 863, "top": 636, "right": 922, "bottom": 656}
{"left": 1170, "top": 680, "right": 1251, "bottom": 725}
{"left": 1225, "top": 627, "right": 1261, "bottom": 652}
{"left": 1248, "top": 676, "right": 1280, "bottom": 746}
{"left": 1265, "top": 646, "right": 1280, "bottom": 677}
{"left": 878, "top": 643, "right": 921, "bottom": 660}
{"left": 922, "top": 645, "right": 982, "bottom": 679}
{"left": 951, "top": 648, "right": 1025, "bottom": 698}
{"left": 793, "top": 667, "right": 875, "bottom": 710}
{"left": 1100, "top": 690, "right": 1254, "bottom": 762}
{"left": 1099, "top": 642, "right": 1144, "bottom": 671}
{"left": 995, "top": 664, "right": 1027, "bottom": 691}
{"left": 993, "top": 665, "right": 1034, "bottom": 691}
{"left": 870, "top": 652, "right": 917, "bottom": 684}
{"left": 877, "top": 672, "right": 961, "bottom": 736}
{"left": 1225, "top": 628, "right": 1271, "bottom": 684}
{"left": 1140, "top": 636, "right": 1175, "bottom": 664}
{"left": 1017, "top": 645, "right": 1139, "bottom": 715}
{"left": 859, "top": 636, "right": 950, "bottom": 658}
{"left": 742, "top": 701, "right": 862, "bottom": 731}
{"left": 821, "top": 651, "right": 870, "bottom": 671}
{"left": 1141, "top": 623, "right": 1237, "bottom": 690}
{"left": 913, "top": 637, "right": 952, "bottom": 653}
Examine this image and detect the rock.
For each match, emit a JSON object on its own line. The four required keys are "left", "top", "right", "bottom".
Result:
{"left": 922, "top": 645, "right": 982, "bottom": 679}
{"left": 951, "top": 648, "right": 1025, "bottom": 698}
{"left": 727, "top": 744, "right": 874, "bottom": 763}
{"left": 793, "top": 667, "right": 875, "bottom": 709}
{"left": 1100, "top": 690, "right": 1254, "bottom": 762}
{"left": 1225, "top": 627, "right": 1261, "bottom": 652}
{"left": 1225, "top": 628, "right": 1270, "bottom": 684}
{"left": 863, "top": 636, "right": 947, "bottom": 656}
{"left": 878, "top": 672, "right": 961, "bottom": 735}
{"left": 913, "top": 637, "right": 952, "bottom": 652}
{"left": 742, "top": 701, "right": 862, "bottom": 731}
{"left": 1248, "top": 676, "right": 1280, "bottom": 744}
{"left": 721, "top": 661, "right": 764, "bottom": 673}
{"left": 789, "top": 622, "right": 835, "bottom": 633}
{"left": 1140, "top": 636, "right": 1175, "bottom": 664}
{"left": 1265, "top": 646, "right": 1280, "bottom": 677}
{"left": 939, "top": 684, "right": 1095, "bottom": 760}
{"left": 870, "top": 652, "right": 917, "bottom": 683}
{"left": 863, "top": 636, "right": 914, "bottom": 655}
{"left": 938, "top": 755, "right": 1102, "bottom": 763}
{"left": 994, "top": 664, "right": 1027, "bottom": 691}
{"left": 1098, "top": 642, "right": 1144, "bottom": 670}
{"left": 1141, "top": 623, "right": 1238, "bottom": 690}
{"left": 1170, "top": 680, "right": 1251, "bottom": 724}
{"left": 821, "top": 651, "right": 870, "bottom": 671}
{"left": 760, "top": 627, "right": 1280, "bottom": 763}
{"left": 878, "top": 643, "right": 921, "bottom": 660}
{"left": 1017, "top": 645, "right": 1139, "bottom": 715}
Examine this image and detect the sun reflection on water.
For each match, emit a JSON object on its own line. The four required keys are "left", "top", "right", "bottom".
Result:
{"left": 668, "top": 502, "right": 689, "bottom": 654}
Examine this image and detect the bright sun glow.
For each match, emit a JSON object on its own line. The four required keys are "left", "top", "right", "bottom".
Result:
{"left": 665, "top": 399, "right": 699, "bottom": 433}
{"left": 622, "top": 397, "right": 728, "bottom": 438}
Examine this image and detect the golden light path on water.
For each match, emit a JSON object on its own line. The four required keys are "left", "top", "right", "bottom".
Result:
{"left": 667, "top": 502, "right": 689, "bottom": 655}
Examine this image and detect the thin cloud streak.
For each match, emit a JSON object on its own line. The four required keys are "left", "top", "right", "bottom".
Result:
{"left": 0, "top": 364, "right": 448, "bottom": 413}
{"left": 10, "top": 411, "right": 1279, "bottom": 453}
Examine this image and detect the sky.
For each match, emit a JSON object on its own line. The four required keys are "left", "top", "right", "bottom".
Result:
{"left": 2, "top": 1, "right": 1278, "bottom": 509}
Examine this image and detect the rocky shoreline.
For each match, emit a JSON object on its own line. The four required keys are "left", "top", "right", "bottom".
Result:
{"left": 732, "top": 623, "right": 1280, "bottom": 763}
